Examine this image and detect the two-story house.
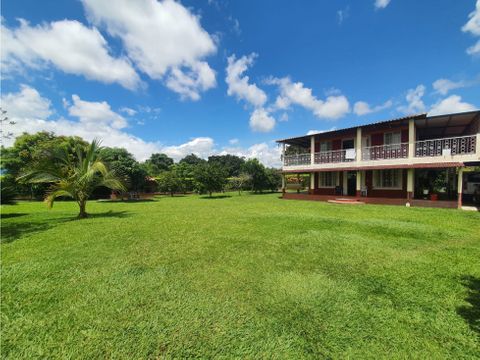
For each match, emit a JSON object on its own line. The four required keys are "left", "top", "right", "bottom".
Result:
{"left": 277, "top": 110, "right": 480, "bottom": 208}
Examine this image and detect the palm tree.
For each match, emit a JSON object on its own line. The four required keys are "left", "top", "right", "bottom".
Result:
{"left": 20, "top": 139, "right": 126, "bottom": 218}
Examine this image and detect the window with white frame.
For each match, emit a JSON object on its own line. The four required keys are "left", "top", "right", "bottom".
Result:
{"left": 319, "top": 172, "right": 337, "bottom": 188}
{"left": 373, "top": 169, "right": 402, "bottom": 189}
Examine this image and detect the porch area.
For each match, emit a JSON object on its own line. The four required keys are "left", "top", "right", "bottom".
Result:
{"left": 282, "top": 165, "right": 478, "bottom": 209}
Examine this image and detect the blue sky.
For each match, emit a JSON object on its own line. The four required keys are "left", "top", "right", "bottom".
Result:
{"left": 1, "top": 0, "right": 479, "bottom": 166}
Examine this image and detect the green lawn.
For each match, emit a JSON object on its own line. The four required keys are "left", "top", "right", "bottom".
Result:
{"left": 1, "top": 194, "right": 479, "bottom": 358}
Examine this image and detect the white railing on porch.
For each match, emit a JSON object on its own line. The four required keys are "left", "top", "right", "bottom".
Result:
{"left": 314, "top": 149, "right": 356, "bottom": 163}
{"left": 283, "top": 153, "right": 311, "bottom": 166}
{"left": 362, "top": 143, "right": 408, "bottom": 161}
{"left": 415, "top": 135, "right": 477, "bottom": 157}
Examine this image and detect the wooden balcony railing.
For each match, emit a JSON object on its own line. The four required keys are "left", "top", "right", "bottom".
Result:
{"left": 362, "top": 143, "right": 408, "bottom": 161}
{"left": 415, "top": 135, "right": 476, "bottom": 157}
{"left": 314, "top": 149, "right": 356, "bottom": 163}
{"left": 283, "top": 153, "right": 311, "bottom": 166}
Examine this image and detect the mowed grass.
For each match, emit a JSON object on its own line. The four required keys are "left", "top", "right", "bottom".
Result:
{"left": 1, "top": 194, "right": 480, "bottom": 359}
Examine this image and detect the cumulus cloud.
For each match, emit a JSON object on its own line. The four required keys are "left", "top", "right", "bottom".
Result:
{"left": 225, "top": 53, "right": 267, "bottom": 108}
{"left": 0, "top": 84, "right": 52, "bottom": 119}
{"left": 1, "top": 85, "right": 284, "bottom": 166}
{"left": 220, "top": 142, "right": 282, "bottom": 168}
{"left": 1, "top": 85, "right": 160, "bottom": 160}
{"left": 1, "top": 19, "right": 141, "bottom": 90}
{"left": 462, "top": 0, "right": 480, "bottom": 55}
{"left": 249, "top": 108, "right": 276, "bottom": 132}
{"left": 398, "top": 84, "right": 426, "bottom": 114}
{"left": 432, "top": 78, "right": 467, "bottom": 95}
{"left": 166, "top": 61, "right": 216, "bottom": 101}
{"left": 81, "top": 0, "right": 217, "bottom": 99}
{"left": 374, "top": 0, "right": 391, "bottom": 9}
{"left": 268, "top": 77, "right": 350, "bottom": 119}
{"left": 68, "top": 94, "right": 128, "bottom": 129}
{"left": 353, "top": 99, "right": 392, "bottom": 116}
{"left": 161, "top": 137, "right": 215, "bottom": 160}
{"left": 428, "top": 95, "right": 476, "bottom": 116}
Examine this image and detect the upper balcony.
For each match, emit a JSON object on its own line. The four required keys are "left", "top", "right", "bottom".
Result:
{"left": 278, "top": 111, "right": 480, "bottom": 170}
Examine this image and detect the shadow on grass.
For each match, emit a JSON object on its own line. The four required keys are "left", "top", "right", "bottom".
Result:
{"left": 200, "top": 195, "right": 232, "bottom": 199}
{"left": 1, "top": 210, "right": 131, "bottom": 244}
{"left": 457, "top": 275, "right": 480, "bottom": 335}
{"left": 1, "top": 216, "right": 72, "bottom": 244}
{"left": 0, "top": 213, "right": 28, "bottom": 219}
{"left": 88, "top": 210, "right": 131, "bottom": 219}
{"left": 97, "top": 199, "right": 155, "bottom": 203}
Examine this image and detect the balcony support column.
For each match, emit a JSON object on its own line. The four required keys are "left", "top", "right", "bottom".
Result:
{"left": 457, "top": 167, "right": 464, "bottom": 209}
{"left": 356, "top": 127, "right": 362, "bottom": 162}
{"left": 310, "top": 136, "right": 315, "bottom": 165}
{"left": 407, "top": 168, "right": 414, "bottom": 202}
{"left": 281, "top": 173, "right": 286, "bottom": 194}
{"left": 408, "top": 118, "right": 416, "bottom": 158}
{"left": 310, "top": 172, "right": 315, "bottom": 194}
{"left": 356, "top": 170, "right": 361, "bottom": 198}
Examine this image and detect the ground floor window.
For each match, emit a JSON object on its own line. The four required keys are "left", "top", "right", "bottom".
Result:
{"left": 373, "top": 169, "right": 402, "bottom": 189}
{"left": 319, "top": 172, "right": 337, "bottom": 188}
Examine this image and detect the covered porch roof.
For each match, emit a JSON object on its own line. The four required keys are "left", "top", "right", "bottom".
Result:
{"left": 276, "top": 110, "right": 480, "bottom": 148}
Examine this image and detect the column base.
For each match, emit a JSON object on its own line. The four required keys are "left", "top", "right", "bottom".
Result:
{"left": 356, "top": 190, "right": 361, "bottom": 198}
{"left": 407, "top": 191, "right": 413, "bottom": 201}
{"left": 458, "top": 193, "right": 462, "bottom": 209}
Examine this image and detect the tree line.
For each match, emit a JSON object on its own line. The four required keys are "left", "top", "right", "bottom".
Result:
{"left": 1, "top": 132, "right": 282, "bottom": 203}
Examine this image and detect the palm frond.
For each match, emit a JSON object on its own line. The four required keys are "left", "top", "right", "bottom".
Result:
{"left": 44, "top": 188, "right": 74, "bottom": 208}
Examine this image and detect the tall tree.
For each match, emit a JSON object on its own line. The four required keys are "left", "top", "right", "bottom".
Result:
{"left": 193, "top": 163, "right": 227, "bottom": 197}
{"left": 143, "top": 153, "right": 174, "bottom": 175}
{"left": 99, "top": 147, "right": 146, "bottom": 191}
{"left": 171, "top": 162, "right": 194, "bottom": 193}
{"left": 208, "top": 154, "right": 245, "bottom": 177}
{"left": 1, "top": 132, "right": 88, "bottom": 199}
{"left": 156, "top": 170, "right": 181, "bottom": 196}
{"left": 242, "top": 159, "right": 269, "bottom": 193}
{"left": 179, "top": 153, "right": 206, "bottom": 167}
{"left": 20, "top": 139, "right": 125, "bottom": 218}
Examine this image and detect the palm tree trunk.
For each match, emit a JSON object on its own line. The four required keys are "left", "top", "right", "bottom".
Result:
{"left": 78, "top": 200, "right": 88, "bottom": 218}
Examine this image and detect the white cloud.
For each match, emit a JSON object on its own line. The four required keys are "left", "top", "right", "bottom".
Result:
{"left": 68, "top": 95, "right": 128, "bottom": 129}
{"left": 165, "top": 61, "right": 216, "bottom": 101}
{"left": 428, "top": 95, "right": 476, "bottom": 116}
{"left": 1, "top": 86, "right": 283, "bottom": 166}
{"left": 1, "top": 85, "right": 160, "bottom": 160}
{"left": 120, "top": 107, "right": 137, "bottom": 116}
{"left": 161, "top": 137, "right": 215, "bottom": 161}
{"left": 229, "top": 138, "right": 239, "bottom": 145}
{"left": 220, "top": 142, "right": 281, "bottom": 168}
{"left": 0, "top": 84, "right": 52, "bottom": 119}
{"left": 306, "top": 127, "right": 337, "bottom": 135}
{"left": 279, "top": 112, "right": 289, "bottom": 122}
{"left": 398, "top": 84, "right": 426, "bottom": 114}
{"left": 462, "top": 0, "right": 480, "bottom": 55}
{"left": 432, "top": 78, "right": 467, "bottom": 95}
{"left": 225, "top": 53, "right": 267, "bottom": 108}
{"left": 467, "top": 40, "right": 480, "bottom": 55}
{"left": 81, "top": 0, "right": 217, "bottom": 99}
{"left": 353, "top": 99, "right": 392, "bottom": 116}
{"left": 1, "top": 19, "right": 141, "bottom": 90}
{"left": 462, "top": 0, "right": 480, "bottom": 36}
{"left": 268, "top": 77, "right": 350, "bottom": 119}
{"left": 249, "top": 108, "right": 276, "bottom": 132}
{"left": 374, "top": 0, "right": 391, "bottom": 9}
